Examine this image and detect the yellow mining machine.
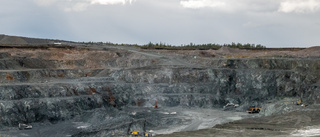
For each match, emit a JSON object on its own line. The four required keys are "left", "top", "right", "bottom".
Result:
{"left": 246, "top": 106, "right": 261, "bottom": 114}
{"left": 295, "top": 100, "right": 302, "bottom": 105}
{"left": 129, "top": 130, "right": 152, "bottom": 137}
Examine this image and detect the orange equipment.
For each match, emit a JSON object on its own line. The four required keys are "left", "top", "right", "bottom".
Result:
{"left": 154, "top": 100, "right": 157, "bottom": 108}
{"left": 246, "top": 106, "right": 261, "bottom": 114}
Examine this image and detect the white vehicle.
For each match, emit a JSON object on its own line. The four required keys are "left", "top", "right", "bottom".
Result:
{"left": 18, "top": 123, "right": 32, "bottom": 130}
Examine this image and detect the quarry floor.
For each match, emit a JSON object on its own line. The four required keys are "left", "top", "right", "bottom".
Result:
{"left": 156, "top": 105, "right": 320, "bottom": 137}
{"left": 0, "top": 106, "right": 251, "bottom": 137}
{"left": 1, "top": 105, "right": 319, "bottom": 137}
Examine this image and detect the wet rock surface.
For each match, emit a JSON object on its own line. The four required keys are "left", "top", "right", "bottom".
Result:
{"left": 0, "top": 41, "right": 320, "bottom": 136}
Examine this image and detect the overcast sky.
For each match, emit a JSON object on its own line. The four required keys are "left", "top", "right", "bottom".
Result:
{"left": 1, "top": 0, "right": 320, "bottom": 47}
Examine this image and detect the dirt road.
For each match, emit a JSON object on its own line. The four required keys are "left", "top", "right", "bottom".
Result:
{"left": 156, "top": 107, "right": 320, "bottom": 137}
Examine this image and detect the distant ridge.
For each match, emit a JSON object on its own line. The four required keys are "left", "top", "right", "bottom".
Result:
{"left": 0, "top": 34, "right": 74, "bottom": 45}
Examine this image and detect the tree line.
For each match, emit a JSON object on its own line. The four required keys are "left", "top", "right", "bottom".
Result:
{"left": 141, "top": 42, "right": 266, "bottom": 50}
{"left": 82, "top": 41, "right": 266, "bottom": 50}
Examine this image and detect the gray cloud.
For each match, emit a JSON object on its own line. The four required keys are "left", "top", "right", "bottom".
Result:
{"left": 278, "top": 0, "right": 320, "bottom": 13}
{"left": 32, "top": 0, "right": 136, "bottom": 11}
{"left": 0, "top": 0, "right": 319, "bottom": 47}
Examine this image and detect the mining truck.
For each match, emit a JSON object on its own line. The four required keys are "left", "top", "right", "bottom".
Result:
{"left": 246, "top": 106, "right": 261, "bottom": 114}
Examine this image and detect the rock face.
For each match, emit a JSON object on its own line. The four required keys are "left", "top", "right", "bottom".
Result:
{"left": 0, "top": 43, "right": 320, "bottom": 136}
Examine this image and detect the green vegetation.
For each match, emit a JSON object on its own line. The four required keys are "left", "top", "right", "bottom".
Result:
{"left": 82, "top": 41, "right": 266, "bottom": 50}
{"left": 141, "top": 42, "right": 265, "bottom": 50}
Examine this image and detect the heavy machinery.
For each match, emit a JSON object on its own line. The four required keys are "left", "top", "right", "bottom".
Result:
{"left": 130, "top": 130, "right": 140, "bottom": 136}
{"left": 295, "top": 100, "right": 302, "bottom": 105}
{"left": 144, "top": 132, "right": 152, "bottom": 137}
{"left": 246, "top": 106, "right": 261, "bottom": 114}
{"left": 154, "top": 100, "right": 157, "bottom": 109}
{"left": 129, "top": 130, "right": 152, "bottom": 137}
{"left": 18, "top": 123, "right": 32, "bottom": 130}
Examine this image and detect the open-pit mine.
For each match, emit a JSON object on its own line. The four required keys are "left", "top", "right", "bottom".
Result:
{"left": 1, "top": 35, "right": 320, "bottom": 137}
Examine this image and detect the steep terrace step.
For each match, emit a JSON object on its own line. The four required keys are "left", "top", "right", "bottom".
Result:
{"left": 103, "top": 67, "right": 297, "bottom": 84}
{"left": 0, "top": 78, "right": 115, "bottom": 100}
{"left": 0, "top": 95, "right": 104, "bottom": 126}
{"left": 190, "top": 58, "right": 320, "bottom": 70}
{"left": 0, "top": 55, "right": 159, "bottom": 69}
{"left": 0, "top": 69, "right": 103, "bottom": 83}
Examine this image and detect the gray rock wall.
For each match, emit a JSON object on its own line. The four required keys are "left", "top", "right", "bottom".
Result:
{"left": 0, "top": 56, "right": 320, "bottom": 127}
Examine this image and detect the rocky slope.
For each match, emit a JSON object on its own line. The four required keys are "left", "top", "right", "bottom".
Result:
{"left": 0, "top": 37, "right": 319, "bottom": 136}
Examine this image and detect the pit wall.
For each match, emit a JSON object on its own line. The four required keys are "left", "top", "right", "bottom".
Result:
{"left": 0, "top": 58, "right": 319, "bottom": 126}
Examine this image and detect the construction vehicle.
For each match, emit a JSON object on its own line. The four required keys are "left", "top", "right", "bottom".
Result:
{"left": 130, "top": 130, "right": 140, "bottom": 136}
{"left": 223, "top": 103, "right": 239, "bottom": 109}
{"left": 246, "top": 106, "right": 261, "bottom": 114}
{"left": 18, "top": 123, "right": 32, "bottom": 130}
{"left": 295, "top": 100, "right": 302, "bottom": 105}
{"left": 154, "top": 100, "right": 157, "bottom": 109}
{"left": 144, "top": 132, "right": 152, "bottom": 137}
{"left": 129, "top": 130, "right": 152, "bottom": 137}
